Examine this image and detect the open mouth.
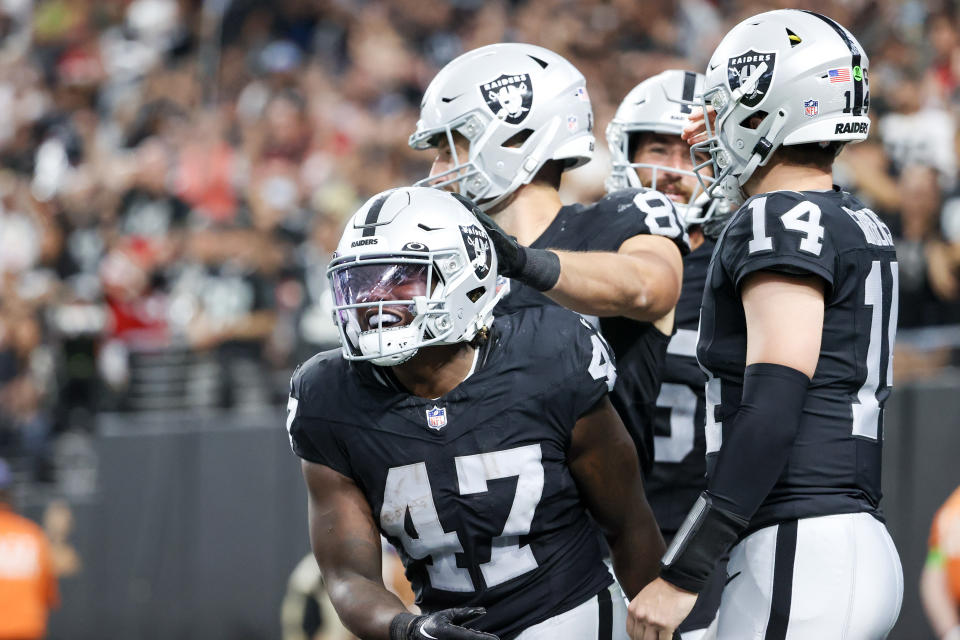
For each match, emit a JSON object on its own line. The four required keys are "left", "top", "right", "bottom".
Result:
{"left": 364, "top": 309, "right": 406, "bottom": 330}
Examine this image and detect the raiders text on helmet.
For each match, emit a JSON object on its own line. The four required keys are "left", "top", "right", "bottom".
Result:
{"left": 409, "top": 43, "right": 594, "bottom": 211}
{"left": 328, "top": 187, "right": 500, "bottom": 366}
{"left": 691, "top": 10, "right": 871, "bottom": 203}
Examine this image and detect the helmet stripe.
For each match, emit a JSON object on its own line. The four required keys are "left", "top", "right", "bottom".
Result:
{"left": 681, "top": 71, "right": 697, "bottom": 114}
{"left": 802, "top": 10, "right": 865, "bottom": 116}
{"left": 361, "top": 192, "right": 391, "bottom": 237}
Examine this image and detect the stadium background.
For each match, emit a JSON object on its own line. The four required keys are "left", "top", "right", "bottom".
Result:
{"left": 0, "top": 0, "right": 958, "bottom": 637}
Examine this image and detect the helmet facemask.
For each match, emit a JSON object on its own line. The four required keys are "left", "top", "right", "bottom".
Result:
{"left": 609, "top": 121, "right": 719, "bottom": 225}
{"left": 692, "top": 82, "right": 795, "bottom": 206}
{"left": 328, "top": 252, "right": 460, "bottom": 366}
{"left": 410, "top": 112, "right": 497, "bottom": 204}
{"left": 412, "top": 111, "right": 567, "bottom": 212}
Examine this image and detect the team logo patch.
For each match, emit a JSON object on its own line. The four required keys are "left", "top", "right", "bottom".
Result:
{"left": 804, "top": 99, "right": 819, "bottom": 117}
{"left": 426, "top": 405, "right": 447, "bottom": 430}
{"left": 480, "top": 73, "right": 532, "bottom": 124}
{"left": 459, "top": 224, "right": 492, "bottom": 279}
{"left": 727, "top": 49, "right": 776, "bottom": 108}
{"left": 566, "top": 115, "right": 578, "bottom": 131}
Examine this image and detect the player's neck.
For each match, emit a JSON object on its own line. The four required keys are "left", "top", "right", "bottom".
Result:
{"left": 744, "top": 162, "right": 834, "bottom": 197}
{"left": 391, "top": 343, "right": 477, "bottom": 399}
{"left": 487, "top": 182, "right": 564, "bottom": 246}
{"left": 688, "top": 227, "right": 705, "bottom": 252}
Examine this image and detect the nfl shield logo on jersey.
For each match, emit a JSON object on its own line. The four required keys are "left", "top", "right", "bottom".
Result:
{"left": 804, "top": 99, "right": 819, "bottom": 117}
{"left": 426, "top": 406, "right": 447, "bottom": 430}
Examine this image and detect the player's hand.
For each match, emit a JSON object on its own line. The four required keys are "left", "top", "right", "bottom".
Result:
{"left": 471, "top": 209, "right": 527, "bottom": 278}
{"left": 393, "top": 607, "right": 500, "bottom": 640}
{"left": 626, "top": 578, "right": 698, "bottom": 640}
{"left": 681, "top": 106, "right": 716, "bottom": 146}
{"left": 471, "top": 209, "right": 561, "bottom": 291}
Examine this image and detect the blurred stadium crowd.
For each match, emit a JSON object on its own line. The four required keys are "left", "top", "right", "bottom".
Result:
{"left": 1, "top": 0, "right": 960, "bottom": 482}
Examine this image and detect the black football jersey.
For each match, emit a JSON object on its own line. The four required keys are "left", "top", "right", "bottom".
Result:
{"left": 646, "top": 237, "right": 715, "bottom": 535}
{"left": 287, "top": 306, "right": 620, "bottom": 639}
{"left": 697, "top": 187, "right": 898, "bottom": 533}
{"left": 495, "top": 188, "right": 690, "bottom": 476}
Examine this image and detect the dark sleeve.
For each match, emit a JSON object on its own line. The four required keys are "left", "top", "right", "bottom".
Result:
{"left": 287, "top": 365, "right": 354, "bottom": 477}
{"left": 590, "top": 189, "right": 691, "bottom": 256}
{"left": 721, "top": 192, "right": 837, "bottom": 291}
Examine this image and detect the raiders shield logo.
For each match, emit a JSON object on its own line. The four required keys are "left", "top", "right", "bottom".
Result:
{"left": 480, "top": 73, "right": 533, "bottom": 125}
{"left": 459, "top": 224, "right": 492, "bottom": 279}
{"left": 727, "top": 50, "right": 776, "bottom": 108}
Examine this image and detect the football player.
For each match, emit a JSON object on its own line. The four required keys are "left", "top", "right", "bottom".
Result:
{"left": 627, "top": 10, "right": 903, "bottom": 639}
{"left": 409, "top": 43, "right": 689, "bottom": 478}
{"left": 608, "top": 70, "right": 728, "bottom": 640}
{"left": 288, "top": 187, "right": 665, "bottom": 640}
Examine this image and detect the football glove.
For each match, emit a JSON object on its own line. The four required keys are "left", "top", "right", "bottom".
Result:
{"left": 390, "top": 607, "right": 500, "bottom": 640}
{"left": 471, "top": 209, "right": 560, "bottom": 292}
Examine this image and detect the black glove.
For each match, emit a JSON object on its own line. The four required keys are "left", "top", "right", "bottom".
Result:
{"left": 390, "top": 607, "right": 499, "bottom": 640}
{"left": 470, "top": 208, "right": 561, "bottom": 292}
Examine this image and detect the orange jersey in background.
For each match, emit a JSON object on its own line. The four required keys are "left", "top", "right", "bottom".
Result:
{"left": 930, "top": 486, "right": 960, "bottom": 604}
{"left": 0, "top": 506, "right": 58, "bottom": 640}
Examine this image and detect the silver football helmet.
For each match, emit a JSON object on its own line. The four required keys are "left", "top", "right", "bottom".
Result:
{"left": 606, "top": 69, "right": 721, "bottom": 226}
{"left": 409, "top": 43, "right": 594, "bottom": 211}
{"left": 692, "top": 9, "right": 871, "bottom": 203}
{"left": 328, "top": 187, "right": 500, "bottom": 367}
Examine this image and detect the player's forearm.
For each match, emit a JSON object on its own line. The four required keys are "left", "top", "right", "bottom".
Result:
{"left": 607, "top": 510, "right": 665, "bottom": 598}
{"left": 547, "top": 250, "right": 680, "bottom": 321}
{"left": 568, "top": 398, "right": 666, "bottom": 597}
{"left": 303, "top": 461, "right": 405, "bottom": 640}
{"left": 660, "top": 364, "right": 808, "bottom": 593}
{"left": 326, "top": 572, "right": 410, "bottom": 640}
{"left": 706, "top": 364, "right": 809, "bottom": 521}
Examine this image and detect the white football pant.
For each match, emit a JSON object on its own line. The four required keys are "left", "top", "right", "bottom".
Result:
{"left": 716, "top": 512, "right": 903, "bottom": 639}
{"left": 514, "top": 582, "right": 628, "bottom": 640}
